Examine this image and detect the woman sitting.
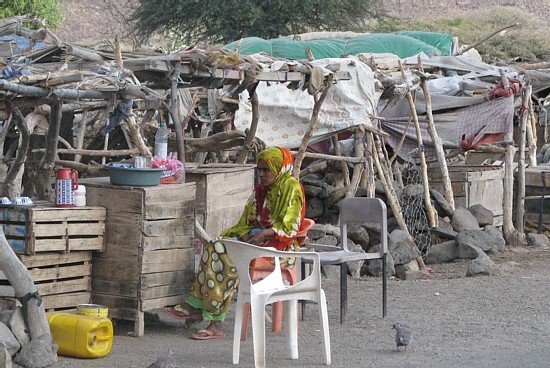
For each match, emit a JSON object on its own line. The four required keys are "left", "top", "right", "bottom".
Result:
{"left": 165, "top": 146, "right": 305, "bottom": 340}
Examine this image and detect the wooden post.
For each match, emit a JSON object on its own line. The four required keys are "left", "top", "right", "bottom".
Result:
{"left": 332, "top": 134, "right": 351, "bottom": 186}
{"left": 515, "top": 85, "right": 532, "bottom": 232}
{"left": 419, "top": 75, "right": 455, "bottom": 210}
{"left": 527, "top": 95, "right": 537, "bottom": 167}
{"left": 236, "top": 84, "right": 260, "bottom": 164}
{"left": 371, "top": 133, "right": 428, "bottom": 271}
{"left": 398, "top": 61, "right": 437, "bottom": 228}
{"left": 293, "top": 74, "right": 334, "bottom": 179}
{"left": 36, "top": 101, "right": 62, "bottom": 201}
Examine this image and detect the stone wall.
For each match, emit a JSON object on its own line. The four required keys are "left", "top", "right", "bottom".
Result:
{"left": 383, "top": 0, "right": 549, "bottom": 24}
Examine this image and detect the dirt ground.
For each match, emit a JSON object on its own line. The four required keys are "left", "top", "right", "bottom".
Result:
{"left": 50, "top": 246, "right": 550, "bottom": 368}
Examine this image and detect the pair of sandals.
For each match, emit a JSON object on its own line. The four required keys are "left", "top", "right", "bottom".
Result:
{"left": 164, "top": 305, "right": 225, "bottom": 340}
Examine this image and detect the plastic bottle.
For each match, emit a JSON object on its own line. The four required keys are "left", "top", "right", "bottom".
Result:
{"left": 154, "top": 113, "right": 168, "bottom": 159}
{"left": 74, "top": 185, "right": 86, "bottom": 207}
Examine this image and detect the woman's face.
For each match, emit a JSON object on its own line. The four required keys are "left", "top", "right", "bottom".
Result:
{"left": 257, "top": 159, "right": 277, "bottom": 187}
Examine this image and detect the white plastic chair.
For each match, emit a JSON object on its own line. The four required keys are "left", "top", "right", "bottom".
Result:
{"left": 220, "top": 238, "right": 331, "bottom": 368}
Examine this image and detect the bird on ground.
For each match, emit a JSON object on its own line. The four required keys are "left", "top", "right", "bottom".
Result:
{"left": 392, "top": 322, "right": 412, "bottom": 352}
{"left": 147, "top": 348, "right": 175, "bottom": 368}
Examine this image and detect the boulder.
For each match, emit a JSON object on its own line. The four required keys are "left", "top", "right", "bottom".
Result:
{"left": 306, "top": 197, "right": 325, "bottom": 219}
{"left": 456, "top": 229, "right": 503, "bottom": 255}
{"left": 526, "top": 232, "right": 550, "bottom": 248}
{"left": 466, "top": 255, "right": 500, "bottom": 276}
{"left": 451, "top": 207, "right": 480, "bottom": 232}
{"left": 456, "top": 236, "right": 487, "bottom": 259}
{"left": 364, "top": 244, "right": 395, "bottom": 277}
{"left": 388, "top": 230, "right": 416, "bottom": 265}
{"left": 347, "top": 224, "right": 369, "bottom": 249}
{"left": 425, "top": 240, "right": 457, "bottom": 264}
{"left": 429, "top": 188, "right": 455, "bottom": 217}
{"left": 484, "top": 225, "right": 506, "bottom": 251}
{"left": 468, "top": 204, "right": 494, "bottom": 226}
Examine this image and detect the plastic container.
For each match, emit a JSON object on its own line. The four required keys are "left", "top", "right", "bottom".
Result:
{"left": 105, "top": 163, "right": 164, "bottom": 186}
{"left": 47, "top": 309, "right": 113, "bottom": 358}
{"left": 154, "top": 120, "right": 168, "bottom": 159}
{"left": 74, "top": 185, "right": 86, "bottom": 207}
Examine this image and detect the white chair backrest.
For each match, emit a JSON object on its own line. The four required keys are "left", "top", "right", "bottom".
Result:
{"left": 339, "top": 197, "right": 387, "bottom": 255}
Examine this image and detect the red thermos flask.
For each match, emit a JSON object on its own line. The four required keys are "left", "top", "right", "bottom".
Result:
{"left": 55, "top": 167, "right": 79, "bottom": 207}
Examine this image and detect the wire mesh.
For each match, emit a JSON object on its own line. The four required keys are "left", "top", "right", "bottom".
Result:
{"left": 395, "top": 152, "right": 432, "bottom": 258}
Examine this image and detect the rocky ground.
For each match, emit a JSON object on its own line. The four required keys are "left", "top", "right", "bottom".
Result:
{"left": 52, "top": 246, "right": 550, "bottom": 368}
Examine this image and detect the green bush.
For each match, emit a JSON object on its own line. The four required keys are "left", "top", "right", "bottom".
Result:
{"left": 0, "top": 0, "right": 63, "bottom": 29}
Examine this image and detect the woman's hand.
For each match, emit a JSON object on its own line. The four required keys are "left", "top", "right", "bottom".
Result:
{"left": 247, "top": 228, "right": 275, "bottom": 246}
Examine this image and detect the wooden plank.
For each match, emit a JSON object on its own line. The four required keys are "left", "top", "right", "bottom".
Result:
{"left": 92, "top": 257, "right": 139, "bottom": 281}
{"left": 36, "top": 276, "right": 90, "bottom": 296}
{"left": 85, "top": 185, "right": 145, "bottom": 213}
{"left": 142, "top": 218, "right": 191, "bottom": 237}
{"left": 19, "top": 251, "right": 91, "bottom": 268}
{"left": 140, "top": 284, "right": 187, "bottom": 300}
{"left": 140, "top": 270, "right": 193, "bottom": 288}
{"left": 92, "top": 278, "right": 139, "bottom": 297}
{"left": 141, "top": 248, "right": 193, "bottom": 274}
{"left": 144, "top": 200, "right": 195, "bottom": 221}
{"left": 29, "top": 262, "right": 91, "bottom": 282}
{"left": 92, "top": 293, "right": 139, "bottom": 310}
{"left": 141, "top": 295, "right": 183, "bottom": 311}
{"left": 42, "top": 292, "right": 91, "bottom": 310}
{"left": 142, "top": 234, "right": 193, "bottom": 252}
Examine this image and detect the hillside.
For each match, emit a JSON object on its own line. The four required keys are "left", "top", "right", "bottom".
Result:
{"left": 56, "top": 0, "right": 548, "bottom": 44}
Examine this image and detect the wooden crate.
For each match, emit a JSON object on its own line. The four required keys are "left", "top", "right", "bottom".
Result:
{"left": 83, "top": 178, "right": 196, "bottom": 337}
{"left": 0, "top": 251, "right": 92, "bottom": 311}
{"left": 0, "top": 203, "right": 106, "bottom": 255}
{"left": 186, "top": 163, "right": 255, "bottom": 237}
{"left": 429, "top": 165, "right": 504, "bottom": 226}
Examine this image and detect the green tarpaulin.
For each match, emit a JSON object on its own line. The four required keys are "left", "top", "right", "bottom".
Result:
{"left": 225, "top": 32, "right": 453, "bottom": 59}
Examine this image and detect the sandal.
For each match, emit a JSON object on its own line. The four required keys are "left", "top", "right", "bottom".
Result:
{"left": 190, "top": 328, "right": 225, "bottom": 340}
{"left": 164, "top": 305, "right": 202, "bottom": 328}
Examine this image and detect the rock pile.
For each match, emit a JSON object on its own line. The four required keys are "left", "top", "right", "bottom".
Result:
{"left": 304, "top": 175, "right": 550, "bottom": 279}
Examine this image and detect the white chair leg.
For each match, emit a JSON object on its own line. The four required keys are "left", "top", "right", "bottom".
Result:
{"left": 251, "top": 299, "right": 268, "bottom": 368}
{"left": 284, "top": 300, "right": 299, "bottom": 359}
{"left": 318, "top": 290, "right": 331, "bottom": 365}
{"left": 233, "top": 296, "right": 246, "bottom": 364}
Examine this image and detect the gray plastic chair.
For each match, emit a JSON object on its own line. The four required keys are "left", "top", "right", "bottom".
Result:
{"left": 303, "top": 197, "right": 388, "bottom": 323}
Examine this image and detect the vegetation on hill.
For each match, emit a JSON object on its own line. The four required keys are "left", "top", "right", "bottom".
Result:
{"left": 0, "top": 0, "right": 63, "bottom": 29}
{"left": 370, "top": 6, "right": 550, "bottom": 62}
{"left": 130, "top": 0, "right": 383, "bottom": 45}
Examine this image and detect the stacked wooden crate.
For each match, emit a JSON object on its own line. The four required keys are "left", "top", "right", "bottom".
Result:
{"left": 83, "top": 178, "right": 196, "bottom": 337}
{"left": 0, "top": 203, "right": 106, "bottom": 310}
{"left": 429, "top": 165, "right": 504, "bottom": 226}
{"left": 186, "top": 163, "right": 255, "bottom": 237}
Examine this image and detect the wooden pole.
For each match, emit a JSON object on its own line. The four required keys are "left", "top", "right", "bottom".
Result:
{"left": 332, "top": 135, "right": 351, "bottom": 186}
{"left": 419, "top": 74, "right": 455, "bottom": 210}
{"left": 503, "top": 143, "right": 523, "bottom": 245}
{"left": 526, "top": 96, "right": 537, "bottom": 167}
{"left": 36, "top": 101, "right": 62, "bottom": 201}
{"left": 398, "top": 61, "right": 437, "bottom": 228}
{"left": 293, "top": 74, "right": 334, "bottom": 179}
{"left": 236, "top": 84, "right": 260, "bottom": 164}
{"left": 371, "top": 133, "right": 428, "bottom": 271}
{"left": 515, "top": 85, "right": 532, "bottom": 232}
